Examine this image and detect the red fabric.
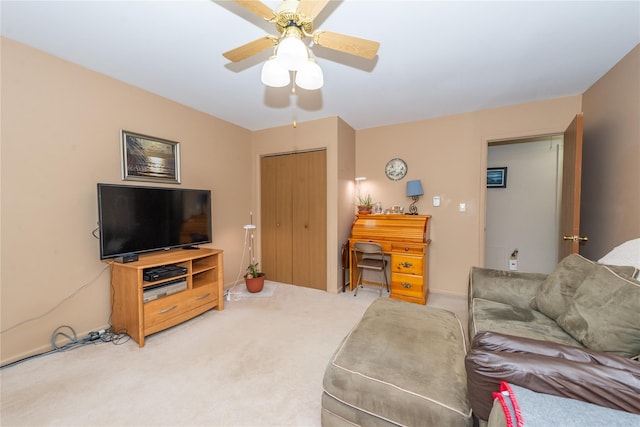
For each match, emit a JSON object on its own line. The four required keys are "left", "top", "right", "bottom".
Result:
{"left": 501, "top": 382, "right": 524, "bottom": 427}
{"left": 492, "top": 382, "right": 528, "bottom": 427}
{"left": 492, "top": 389, "right": 514, "bottom": 427}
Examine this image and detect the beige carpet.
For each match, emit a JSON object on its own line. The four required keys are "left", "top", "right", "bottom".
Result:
{"left": 1, "top": 282, "right": 467, "bottom": 426}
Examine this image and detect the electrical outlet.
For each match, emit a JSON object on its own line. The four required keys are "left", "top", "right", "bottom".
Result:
{"left": 509, "top": 259, "right": 518, "bottom": 271}
{"left": 433, "top": 196, "right": 441, "bottom": 207}
{"left": 459, "top": 203, "right": 466, "bottom": 212}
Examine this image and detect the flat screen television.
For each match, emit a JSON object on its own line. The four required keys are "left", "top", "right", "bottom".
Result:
{"left": 97, "top": 183, "right": 212, "bottom": 260}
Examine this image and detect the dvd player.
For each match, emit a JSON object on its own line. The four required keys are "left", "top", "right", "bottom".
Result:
{"left": 143, "top": 278, "right": 187, "bottom": 303}
{"left": 143, "top": 264, "right": 188, "bottom": 282}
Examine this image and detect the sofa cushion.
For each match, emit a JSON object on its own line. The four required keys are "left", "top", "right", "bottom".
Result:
{"left": 531, "top": 253, "right": 637, "bottom": 321}
{"left": 471, "top": 298, "right": 581, "bottom": 347}
{"left": 530, "top": 254, "right": 595, "bottom": 320}
{"left": 470, "top": 267, "right": 547, "bottom": 310}
{"left": 556, "top": 265, "right": 640, "bottom": 358}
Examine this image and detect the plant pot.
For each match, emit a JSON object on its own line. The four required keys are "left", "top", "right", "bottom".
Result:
{"left": 358, "top": 206, "right": 372, "bottom": 215}
{"left": 245, "top": 275, "right": 265, "bottom": 293}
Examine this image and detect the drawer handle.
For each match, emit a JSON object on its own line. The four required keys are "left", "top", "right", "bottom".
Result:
{"left": 400, "top": 262, "right": 413, "bottom": 268}
{"left": 401, "top": 282, "right": 412, "bottom": 289}
{"left": 404, "top": 247, "right": 410, "bottom": 252}
{"left": 195, "top": 292, "right": 211, "bottom": 300}
{"left": 158, "top": 305, "right": 177, "bottom": 314}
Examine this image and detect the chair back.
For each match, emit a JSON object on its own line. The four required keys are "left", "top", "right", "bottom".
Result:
{"left": 353, "top": 242, "right": 384, "bottom": 255}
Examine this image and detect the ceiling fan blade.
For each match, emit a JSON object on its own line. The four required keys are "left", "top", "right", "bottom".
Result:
{"left": 313, "top": 31, "right": 380, "bottom": 59}
{"left": 297, "top": 0, "right": 330, "bottom": 20}
{"left": 233, "top": 0, "right": 275, "bottom": 20}
{"left": 223, "top": 36, "right": 276, "bottom": 62}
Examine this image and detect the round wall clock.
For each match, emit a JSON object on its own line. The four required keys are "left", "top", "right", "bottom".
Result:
{"left": 385, "top": 158, "right": 408, "bottom": 181}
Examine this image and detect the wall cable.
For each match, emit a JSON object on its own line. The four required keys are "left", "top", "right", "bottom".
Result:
{"left": 1, "top": 261, "right": 113, "bottom": 334}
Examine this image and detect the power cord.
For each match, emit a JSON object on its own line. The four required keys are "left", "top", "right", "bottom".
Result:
{"left": 225, "top": 226, "right": 252, "bottom": 301}
{"left": 0, "top": 262, "right": 113, "bottom": 334}
{"left": 1, "top": 325, "right": 130, "bottom": 369}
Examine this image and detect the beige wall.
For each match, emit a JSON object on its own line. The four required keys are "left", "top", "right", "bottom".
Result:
{"left": 356, "top": 96, "right": 582, "bottom": 296}
{"left": 336, "top": 119, "right": 356, "bottom": 288}
{"left": 0, "top": 38, "right": 251, "bottom": 365}
{"left": 581, "top": 44, "right": 640, "bottom": 259}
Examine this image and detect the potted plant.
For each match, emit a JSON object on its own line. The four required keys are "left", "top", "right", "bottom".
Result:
{"left": 357, "top": 193, "right": 373, "bottom": 214}
{"left": 244, "top": 262, "right": 265, "bottom": 293}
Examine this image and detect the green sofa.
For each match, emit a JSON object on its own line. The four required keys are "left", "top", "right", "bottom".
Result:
{"left": 466, "top": 252, "right": 640, "bottom": 422}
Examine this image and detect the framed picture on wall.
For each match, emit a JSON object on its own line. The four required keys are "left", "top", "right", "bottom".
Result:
{"left": 487, "top": 167, "right": 507, "bottom": 188}
{"left": 121, "top": 130, "right": 181, "bottom": 184}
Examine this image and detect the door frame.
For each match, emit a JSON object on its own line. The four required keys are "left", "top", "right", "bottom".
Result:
{"left": 479, "top": 127, "right": 571, "bottom": 268}
{"left": 484, "top": 135, "right": 564, "bottom": 272}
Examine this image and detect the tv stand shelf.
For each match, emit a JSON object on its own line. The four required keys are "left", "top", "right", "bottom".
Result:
{"left": 109, "top": 248, "right": 224, "bottom": 347}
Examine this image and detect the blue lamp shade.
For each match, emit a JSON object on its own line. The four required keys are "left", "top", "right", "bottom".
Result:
{"left": 406, "top": 180, "right": 424, "bottom": 197}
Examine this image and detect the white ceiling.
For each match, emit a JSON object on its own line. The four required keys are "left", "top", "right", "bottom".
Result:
{"left": 1, "top": 1, "right": 639, "bottom": 131}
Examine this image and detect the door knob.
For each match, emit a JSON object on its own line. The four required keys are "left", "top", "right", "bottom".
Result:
{"left": 563, "top": 235, "right": 588, "bottom": 243}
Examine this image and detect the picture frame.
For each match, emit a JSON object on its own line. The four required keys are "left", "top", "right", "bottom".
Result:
{"left": 121, "top": 130, "right": 181, "bottom": 184}
{"left": 487, "top": 167, "right": 507, "bottom": 188}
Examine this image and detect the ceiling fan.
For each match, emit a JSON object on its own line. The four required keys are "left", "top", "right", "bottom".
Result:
{"left": 223, "top": 0, "right": 380, "bottom": 90}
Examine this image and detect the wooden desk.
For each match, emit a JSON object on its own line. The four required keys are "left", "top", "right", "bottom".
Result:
{"left": 348, "top": 214, "right": 431, "bottom": 305}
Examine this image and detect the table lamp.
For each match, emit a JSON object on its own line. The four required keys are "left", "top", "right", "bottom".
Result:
{"left": 406, "top": 180, "right": 424, "bottom": 215}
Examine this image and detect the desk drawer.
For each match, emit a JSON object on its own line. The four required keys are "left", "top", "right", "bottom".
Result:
{"left": 392, "top": 254, "right": 423, "bottom": 275}
{"left": 390, "top": 243, "right": 424, "bottom": 255}
{"left": 391, "top": 273, "right": 424, "bottom": 299}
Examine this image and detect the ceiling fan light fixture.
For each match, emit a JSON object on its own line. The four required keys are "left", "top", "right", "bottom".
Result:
{"left": 261, "top": 56, "right": 290, "bottom": 87}
{"left": 276, "top": 27, "right": 308, "bottom": 71}
{"left": 295, "top": 58, "right": 323, "bottom": 90}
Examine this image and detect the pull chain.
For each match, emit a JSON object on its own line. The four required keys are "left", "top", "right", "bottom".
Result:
{"left": 292, "top": 85, "right": 297, "bottom": 128}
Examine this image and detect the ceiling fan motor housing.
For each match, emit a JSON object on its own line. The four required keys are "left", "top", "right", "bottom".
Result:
{"left": 274, "top": 0, "right": 313, "bottom": 36}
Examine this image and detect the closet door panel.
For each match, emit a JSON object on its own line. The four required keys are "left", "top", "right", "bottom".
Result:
{"left": 275, "top": 155, "right": 294, "bottom": 284}
{"left": 260, "top": 155, "right": 279, "bottom": 281}
{"left": 261, "top": 154, "right": 293, "bottom": 283}
{"left": 292, "top": 150, "right": 326, "bottom": 289}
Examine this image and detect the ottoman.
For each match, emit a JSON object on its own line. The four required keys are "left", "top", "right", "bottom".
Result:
{"left": 322, "top": 297, "right": 472, "bottom": 426}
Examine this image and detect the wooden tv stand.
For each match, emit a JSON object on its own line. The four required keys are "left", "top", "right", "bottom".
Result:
{"left": 109, "top": 248, "right": 224, "bottom": 347}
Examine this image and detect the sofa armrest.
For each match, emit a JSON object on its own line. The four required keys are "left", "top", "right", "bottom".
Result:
{"left": 465, "top": 333, "right": 640, "bottom": 421}
{"left": 472, "top": 331, "right": 640, "bottom": 371}
{"left": 469, "top": 267, "right": 547, "bottom": 309}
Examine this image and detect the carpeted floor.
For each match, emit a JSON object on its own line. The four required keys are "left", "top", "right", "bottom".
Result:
{"left": 0, "top": 281, "right": 467, "bottom": 426}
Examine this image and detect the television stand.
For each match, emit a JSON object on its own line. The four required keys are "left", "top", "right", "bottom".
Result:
{"left": 109, "top": 248, "right": 224, "bottom": 347}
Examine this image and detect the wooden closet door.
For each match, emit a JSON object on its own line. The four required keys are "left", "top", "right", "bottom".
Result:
{"left": 261, "top": 154, "right": 293, "bottom": 283}
{"left": 261, "top": 150, "right": 327, "bottom": 290}
{"left": 292, "top": 150, "right": 327, "bottom": 290}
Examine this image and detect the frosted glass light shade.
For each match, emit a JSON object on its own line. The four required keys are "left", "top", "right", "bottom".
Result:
{"left": 276, "top": 36, "right": 308, "bottom": 71}
{"left": 261, "top": 57, "right": 290, "bottom": 87}
{"left": 295, "top": 59, "right": 323, "bottom": 90}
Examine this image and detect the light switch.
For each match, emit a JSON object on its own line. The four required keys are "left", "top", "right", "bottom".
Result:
{"left": 433, "top": 196, "right": 441, "bottom": 207}
{"left": 459, "top": 203, "right": 466, "bottom": 212}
